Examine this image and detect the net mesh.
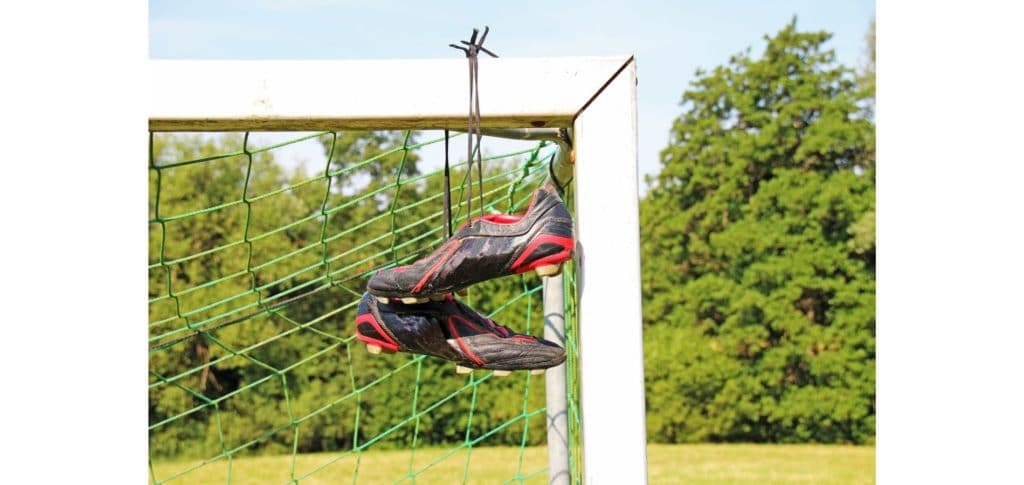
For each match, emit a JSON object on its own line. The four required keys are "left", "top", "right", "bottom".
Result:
{"left": 148, "top": 130, "right": 582, "bottom": 484}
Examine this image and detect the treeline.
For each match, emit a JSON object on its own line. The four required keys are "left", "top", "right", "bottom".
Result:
{"left": 641, "top": 21, "right": 875, "bottom": 444}
{"left": 148, "top": 20, "right": 875, "bottom": 459}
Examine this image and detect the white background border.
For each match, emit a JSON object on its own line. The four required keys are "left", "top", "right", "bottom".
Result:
{"left": 5, "top": 2, "right": 1024, "bottom": 483}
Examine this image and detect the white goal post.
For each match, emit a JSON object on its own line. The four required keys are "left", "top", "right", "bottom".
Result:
{"left": 150, "top": 56, "right": 648, "bottom": 484}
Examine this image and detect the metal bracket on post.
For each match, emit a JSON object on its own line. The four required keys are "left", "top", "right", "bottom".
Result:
{"left": 459, "top": 127, "right": 575, "bottom": 190}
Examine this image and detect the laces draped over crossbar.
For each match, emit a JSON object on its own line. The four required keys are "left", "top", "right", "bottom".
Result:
{"left": 444, "top": 27, "right": 498, "bottom": 239}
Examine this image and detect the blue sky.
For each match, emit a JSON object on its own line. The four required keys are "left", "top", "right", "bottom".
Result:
{"left": 151, "top": 0, "right": 875, "bottom": 187}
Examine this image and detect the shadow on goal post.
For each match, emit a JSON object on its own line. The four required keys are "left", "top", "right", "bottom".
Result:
{"left": 149, "top": 56, "right": 647, "bottom": 484}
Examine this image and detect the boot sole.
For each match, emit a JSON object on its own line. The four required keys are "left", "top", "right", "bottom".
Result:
{"left": 363, "top": 347, "right": 552, "bottom": 376}
{"left": 370, "top": 259, "right": 570, "bottom": 305}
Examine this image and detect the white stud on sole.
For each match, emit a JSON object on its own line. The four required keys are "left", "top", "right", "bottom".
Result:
{"left": 366, "top": 344, "right": 382, "bottom": 355}
{"left": 493, "top": 370, "right": 512, "bottom": 377}
{"left": 401, "top": 297, "right": 429, "bottom": 304}
{"left": 535, "top": 264, "right": 562, "bottom": 277}
{"left": 456, "top": 365, "right": 474, "bottom": 374}
{"left": 530, "top": 369, "right": 546, "bottom": 375}
{"left": 376, "top": 296, "right": 390, "bottom": 304}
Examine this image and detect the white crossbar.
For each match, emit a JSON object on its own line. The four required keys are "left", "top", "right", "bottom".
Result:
{"left": 151, "top": 57, "right": 629, "bottom": 131}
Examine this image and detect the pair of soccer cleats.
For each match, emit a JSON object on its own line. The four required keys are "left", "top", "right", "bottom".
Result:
{"left": 354, "top": 184, "right": 574, "bottom": 375}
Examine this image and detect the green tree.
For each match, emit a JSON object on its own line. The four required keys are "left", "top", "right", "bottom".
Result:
{"left": 640, "top": 20, "right": 875, "bottom": 444}
{"left": 148, "top": 133, "right": 327, "bottom": 456}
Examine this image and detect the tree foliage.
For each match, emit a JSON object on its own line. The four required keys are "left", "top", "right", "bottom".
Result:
{"left": 640, "top": 20, "right": 875, "bottom": 444}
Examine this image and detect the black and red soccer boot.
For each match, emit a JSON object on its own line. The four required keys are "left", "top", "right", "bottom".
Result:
{"left": 367, "top": 184, "right": 574, "bottom": 304}
{"left": 354, "top": 292, "right": 565, "bottom": 374}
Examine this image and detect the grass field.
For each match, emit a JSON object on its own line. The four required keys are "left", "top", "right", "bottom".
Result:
{"left": 152, "top": 443, "right": 874, "bottom": 484}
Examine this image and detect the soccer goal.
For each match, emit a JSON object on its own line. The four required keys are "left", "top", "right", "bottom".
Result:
{"left": 149, "top": 56, "right": 646, "bottom": 484}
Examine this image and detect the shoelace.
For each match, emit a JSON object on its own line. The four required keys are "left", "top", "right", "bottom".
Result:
{"left": 443, "top": 129, "right": 452, "bottom": 238}
{"left": 447, "top": 27, "right": 498, "bottom": 236}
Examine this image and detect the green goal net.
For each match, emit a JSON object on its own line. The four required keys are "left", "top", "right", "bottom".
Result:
{"left": 148, "top": 130, "right": 583, "bottom": 484}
